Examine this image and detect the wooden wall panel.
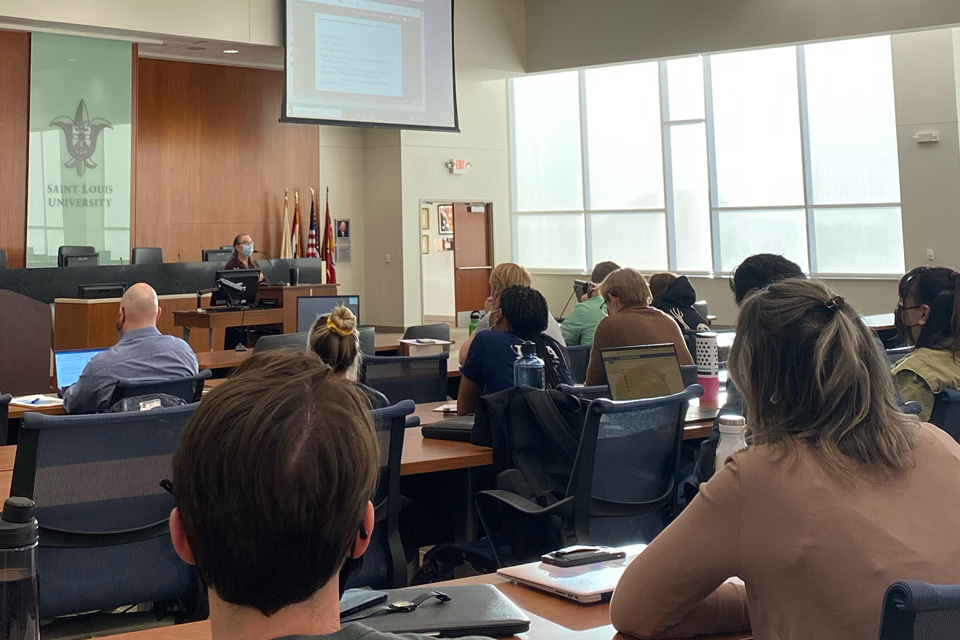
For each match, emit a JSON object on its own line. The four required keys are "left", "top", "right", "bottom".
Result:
{"left": 0, "top": 30, "right": 30, "bottom": 269}
{"left": 136, "top": 59, "right": 319, "bottom": 262}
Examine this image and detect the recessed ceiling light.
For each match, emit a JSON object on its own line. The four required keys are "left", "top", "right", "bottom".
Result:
{"left": 223, "top": 49, "right": 239, "bottom": 54}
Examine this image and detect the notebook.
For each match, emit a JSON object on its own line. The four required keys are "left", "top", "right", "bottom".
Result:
{"left": 54, "top": 348, "right": 106, "bottom": 390}
{"left": 600, "top": 343, "right": 685, "bottom": 401}
{"left": 498, "top": 544, "right": 646, "bottom": 604}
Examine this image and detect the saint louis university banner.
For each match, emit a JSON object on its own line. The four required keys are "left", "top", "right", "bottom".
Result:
{"left": 26, "top": 34, "right": 132, "bottom": 268}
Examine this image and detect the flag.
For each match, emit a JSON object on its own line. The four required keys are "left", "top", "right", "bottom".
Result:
{"left": 321, "top": 187, "right": 337, "bottom": 284}
{"left": 306, "top": 188, "right": 320, "bottom": 258}
{"left": 280, "top": 190, "right": 293, "bottom": 259}
{"left": 291, "top": 190, "right": 302, "bottom": 259}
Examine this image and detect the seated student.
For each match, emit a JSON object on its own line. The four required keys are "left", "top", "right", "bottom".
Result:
{"left": 458, "top": 285, "right": 572, "bottom": 416}
{"left": 307, "top": 306, "right": 389, "bottom": 409}
{"left": 611, "top": 278, "right": 960, "bottom": 640}
{"left": 63, "top": 283, "right": 199, "bottom": 414}
{"left": 225, "top": 232, "right": 268, "bottom": 283}
{"left": 648, "top": 273, "right": 710, "bottom": 332}
{"left": 693, "top": 253, "right": 806, "bottom": 485}
{"left": 560, "top": 260, "right": 620, "bottom": 345}
{"left": 169, "top": 351, "right": 491, "bottom": 640}
{"left": 584, "top": 268, "right": 693, "bottom": 386}
{"left": 459, "top": 263, "right": 565, "bottom": 366}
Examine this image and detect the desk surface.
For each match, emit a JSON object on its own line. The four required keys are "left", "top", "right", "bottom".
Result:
{"left": 100, "top": 573, "right": 749, "bottom": 640}
{"left": 173, "top": 308, "right": 285, "bottom": 328}
{"left": 863, "top": 313, "right": 895, "bottom": 330}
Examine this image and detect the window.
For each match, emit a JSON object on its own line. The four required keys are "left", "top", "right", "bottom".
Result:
{"left": 510, "top": 36, "right": 904, "bottom": 276}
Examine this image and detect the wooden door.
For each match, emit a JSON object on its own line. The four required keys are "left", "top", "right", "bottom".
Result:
{"left": 453, "top": 203, "right": 493, "bottom": 314}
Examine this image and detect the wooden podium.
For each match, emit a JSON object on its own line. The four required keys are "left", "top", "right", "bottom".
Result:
{"left": 0, "top": 290, "right": 52, "bottom": 395}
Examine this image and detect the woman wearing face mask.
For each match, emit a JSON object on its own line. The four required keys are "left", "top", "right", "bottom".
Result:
{"left": 891, "top": 266, "right": 960, "bottom": 421}
{"left": 225, "top": 233, "right": 268, "bottom": 283}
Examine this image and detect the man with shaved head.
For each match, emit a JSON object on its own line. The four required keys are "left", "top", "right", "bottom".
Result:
{"left": 63, "top": 283, "right": 199, "bottom": 413}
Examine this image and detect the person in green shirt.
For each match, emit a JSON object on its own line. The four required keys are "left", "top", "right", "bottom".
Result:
{"left": 560, "top": 261, "right": 619, "bottom": 345}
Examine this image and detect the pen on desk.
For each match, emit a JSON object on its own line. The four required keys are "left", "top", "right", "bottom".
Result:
{"left": 29, "top": 397, "right": 40, "bottom": 405}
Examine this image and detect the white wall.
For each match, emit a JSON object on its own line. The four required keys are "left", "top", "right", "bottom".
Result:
{"left": 419, "top": 201, "right": 457, "bottom": 319}
{"left": 524, "top": 0, "right": 960, "bottom": 73}
{"left": 319, "top": 126, "right": 365, "bottom": 302}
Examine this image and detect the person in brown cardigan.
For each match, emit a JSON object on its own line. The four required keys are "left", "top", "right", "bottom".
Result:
{"left": 610, "top": 278, "right": 960, "bottom": 640}
{"left": 584, "top": 268, "right": 693, "bottom": 386}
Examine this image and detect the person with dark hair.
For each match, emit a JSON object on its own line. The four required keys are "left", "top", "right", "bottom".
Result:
{"left": 561, "top": 260, "right": 620, "bottom": 345}
{"left": 458, "top": 285, "right": 572, "bottom": 415}
{"left": 170, "top": 350, "right": 491, "bottom": 640}
{"left": 891, "top": 266, "right": 960, "bottom": 421}
{"left": 693, "top": 253, "right": 807, "bottom": 485}
{"left": 649, "top": 273, "right": 710, "bottom": 332}
{"left": 225, "top": 232, "right": 268, "bottom": 283}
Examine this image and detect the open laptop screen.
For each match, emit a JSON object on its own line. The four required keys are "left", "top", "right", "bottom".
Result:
{"left": 600, "top": 343, "right": 684, "bottom": 401}
{"left": 54, "top": 348, "right": 106, "bottom": 389}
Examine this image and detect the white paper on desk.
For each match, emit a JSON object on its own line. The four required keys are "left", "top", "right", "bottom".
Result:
{"left": 433, "top": 404, "right": 458, "bottom": 413}
{"left": 11, "top": 395, "right": 63, "bottom": 408}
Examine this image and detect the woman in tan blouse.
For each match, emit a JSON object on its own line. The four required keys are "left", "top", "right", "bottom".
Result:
{"left": 611, "top": 278, "right": 960, "bottom": 640}
{"left": 584, "top": 268, "right": 693, "bottom": 386}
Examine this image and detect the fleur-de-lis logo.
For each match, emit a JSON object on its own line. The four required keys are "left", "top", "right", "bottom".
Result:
{"left": 50, "top": 99, "right": 112, "bottom": 177}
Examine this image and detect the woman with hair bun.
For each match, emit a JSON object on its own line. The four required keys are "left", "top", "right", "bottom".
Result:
{"left": 892, "top": 266, "right": 960, "bottom": 421}
{"left": 307, "top": 306, "right": 388, "bottom": 409}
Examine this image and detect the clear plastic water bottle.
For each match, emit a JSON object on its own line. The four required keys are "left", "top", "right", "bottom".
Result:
{"left": 514, "top": 341, "right": 545, "bottom": 389}
{"left": 715, "top": 415, "right": 748, "bottom": 472}
{"left": 0, "top": 497, "right": 39, "bottom": 640}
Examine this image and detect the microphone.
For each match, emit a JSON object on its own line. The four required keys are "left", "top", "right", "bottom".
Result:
{"left": 119, "top": 257, "right": 124, "bottom": 265}
{"left": 257, "top": 253, "right": 286, "bottom": 287}
{"left": 177, "top": 253, "right": 183, "bottom": 263}
{"left": 196, "top": 285, "right": 219, "bottom": 312}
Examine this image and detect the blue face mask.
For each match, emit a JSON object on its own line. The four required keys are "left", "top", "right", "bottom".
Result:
{"left": 240, "top": 243, "right": 254, "bottom": 258}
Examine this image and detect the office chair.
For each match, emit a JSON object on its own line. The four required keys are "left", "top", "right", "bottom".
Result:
{"left": 253, "top": 332, "right": 308, "bottom": 353}
{"left": 930, "top": 389, "right": 960, "bottom": 444}
{"left": 12, "top": 405, "right": 204, "bottom": 619}
{"left": 477, "top": 386, "right": 703, "bottom": 566}
{"left": 0, "top": 393, "right": 10, "bottom": 444}
{"left": 363, "top": 352, "right": 449, "bottom": 404}
{"left": 886, "top": 346, "right": 913, "bottom": 366}
{"left": 220, "top": 245, "right": 235, "bottom": 250}
{"left": 58, "top": 245, "right": 97, "bottom": 267}
{"left": 558, "top": 384, "right": 610, "bottom": 401}
{"left": 358, "top": 326, "right": 377, "bottom": 356}
{"left": 345, "top": 400, "right": 413, "bottom": 590}
{"left": 108, "top": 370, "right": 212, "bottom": 410}
{"left": 878, "top": 580, "right": 960, "bottom": 639}
{"left": 562, "top": 344, "right": 592, "bottom": 384}
{"left": 202, "top": 249, "right": 234, "bottom": 262}
{"left": 131, "top": 247, "right": 163, "bottom": 265}
{"left": 402, "top": 324, "right": 451, "bottom": 352}
{"left": 0, "top": 248, "right": 7, "bottom": 268}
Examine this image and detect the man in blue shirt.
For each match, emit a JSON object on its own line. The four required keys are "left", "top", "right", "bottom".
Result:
{"left": 63, "top": 283, "right": 199, "bottom": 414}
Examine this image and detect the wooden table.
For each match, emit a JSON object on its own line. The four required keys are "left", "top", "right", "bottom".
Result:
{"left": 174, "top": 308, "right": 285, "bottom": 351}
{"left": 101, "top": 573, "right": 749, "bottom": 640}
{"left": 195, "top": 350, "right": 251, "bottom": 371}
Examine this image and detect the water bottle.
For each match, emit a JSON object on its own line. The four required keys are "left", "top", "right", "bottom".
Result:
{"left": 0, "top": 497, "right": 39, "bottom": 640}
{"left": 468, "top": 311, "right": 481, "bottom": 336}
{"left": 514, "top": 341, "right": 545, "bottom": 389}
{"left": 715, "top": 415, "right": 748, "bottom": 472}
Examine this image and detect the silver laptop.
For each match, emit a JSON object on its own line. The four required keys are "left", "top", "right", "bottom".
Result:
{"left": 54, "top": 348, "right": 106, "bottom": 391}
{"left": 600, "top": 343, "right": 685, "bottom": 401}
{"left": 497, "top": 544, "right": 645, "bottom": 604}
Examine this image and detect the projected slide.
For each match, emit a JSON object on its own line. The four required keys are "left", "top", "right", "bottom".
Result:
{"left": 285, "top": 0, "right": 457, "bottom": 130}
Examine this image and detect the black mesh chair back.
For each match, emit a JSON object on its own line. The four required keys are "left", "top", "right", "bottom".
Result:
{"left": 358, "top": 326, "right": 377, "bottom": 356}
{"left": 109, "top": 370, "right": 212, "bottom": 408}
{"left": 363, "top": 352, "right": 449, "bottom": 403}
{"left": 58, "top": 245, "right": 96, "bottom": 267}
{"left": 887, "top": 346, "right": 914, "bottom": 366}
{"left": 253, "top": 331, "right": 308, "bottom": 353}
{"left": 930, "top": 389, "right": 960, "bottom": 444}
{"left": 879, "top": 580, "right": 960, "bottom": 640}
{"left": 571, "top": 386, "right": 703, "bottom": 545}
{"left": 202, "top": 249, "right": 233, "bottom": 262}
{"left": 563, "top": 344, "right": 592, "bottom": 384}
{"left": 0, "top": 248, "right": 7, "bottom": 268}
{"left": 11, "top": 405, "right": 200, "bottom": 618}
{"left": 131, "top": 247, "right": 163, "bottom": 265}
{"left": 346, "top": 400, "right": 413, "bottom": 590}
{"left": 402, "top": 324, "right": 451, "bottom": 352}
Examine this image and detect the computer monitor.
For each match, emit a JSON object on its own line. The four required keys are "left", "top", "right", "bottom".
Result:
{"left": 600, "top": 343, "right": 685, "bottom": 401}
{"left": 202, "top": 249, "right": 234, "bottom": 262}
{"left": 63, "top": 253, "right": 99, "bottom": 267}
{"left": 78, "top": 283, "right": 127, "bottom": 300}
{"left": 210, "top": 269, "right": 261, "bottom": 308}
{"left": 297, "top": 295, "right": 361, "bottom": 332}
{"left": 54, "top": 348, "right": 107, "bottom": 390}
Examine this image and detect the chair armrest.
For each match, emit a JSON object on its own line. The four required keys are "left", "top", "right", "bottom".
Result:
{"left": 476, "top": 490, "right": 574, "bottom": 517}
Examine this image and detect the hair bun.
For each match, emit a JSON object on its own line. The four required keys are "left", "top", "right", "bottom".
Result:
{"left": 329, "top": 306, "right": 357, "bottom": 334}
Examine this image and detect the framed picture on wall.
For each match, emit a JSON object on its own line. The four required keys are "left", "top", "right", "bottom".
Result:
{"left": 420, "top": 207, "right": 431, "bottom": 230}
{"left": 438, "top": 204, "right": 454, "bottom": 235}
{"left": 421, "top": 234, "right": 430, "bottom": 254}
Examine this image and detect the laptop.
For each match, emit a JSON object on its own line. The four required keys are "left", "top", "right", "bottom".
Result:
{"left": 600, "top": 343, "right": 685, "bottom": 401}
{"left": 497, "top": 544, "right": 646, "bottom": 604}
{"left": 54, "top": 348, "right": 106, "bottom": 392}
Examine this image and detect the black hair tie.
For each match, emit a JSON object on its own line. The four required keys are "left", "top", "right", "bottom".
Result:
{"left": 824, "top": 296, "right": 844, "bottom": 313}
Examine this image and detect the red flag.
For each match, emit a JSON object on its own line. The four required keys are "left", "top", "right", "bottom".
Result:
{"left": 306, "top": 188, "right": 319, "bottom": 259}
{"left": 321, "top": 188, "right": 336, "bottom": 284}
{"left": 291, "top": 191, "right": 302, "bottom": 259}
